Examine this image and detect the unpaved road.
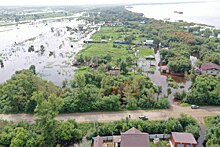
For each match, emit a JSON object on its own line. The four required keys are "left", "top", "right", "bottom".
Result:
{"left": 0, "top": 105, "right": 219, "bottom": 123}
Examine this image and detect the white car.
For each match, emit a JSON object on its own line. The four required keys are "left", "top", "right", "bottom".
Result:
{"left": 191, "top": 105, "right": 199, "bottom": 109}
{"left": 139, "top": 115, "right": 149, "bottom": 120}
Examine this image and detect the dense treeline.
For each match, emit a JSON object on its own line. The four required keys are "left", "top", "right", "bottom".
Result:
{"left": 0, "top": 93, "right": 82, "bottom": 147}
{"left": 0, "top": 84, "right": 198, "bottom": 147}
{"left": 81, "top": 6, "right": 146, "bottom": 24}
{"left": 205, "top": 115, "right": 220, "bottom": 146}
{"left": 61, "top": 70, "right": 169, "bottom": 113}
{"left": 84, "top": 114, "right": 200, "bottom": 139}
{"left": 0, "top": 68, "right": 60, "bottom": 113}
{"left": 185, "top": 75, "right": 220, "bottom": 105}
{"left": 0, "top": 67, "right": 169, "bottom": 114}
{"left": 175, "top": 74, "right": 220, "bottom": 106}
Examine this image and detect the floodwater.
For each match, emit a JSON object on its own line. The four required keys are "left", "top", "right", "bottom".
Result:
{"left": 148, "top": 50, "right": 192, "bottom": 99}
{"left": 129, "top": 1, "right": 220, "bottom": 28}
{"left": 0, "top": 14, "right": 96, "bottom": 86}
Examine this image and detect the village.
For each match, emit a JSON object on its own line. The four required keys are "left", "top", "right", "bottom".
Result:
{"left": 0, "top": 4, "right": 219, "bottom": 147}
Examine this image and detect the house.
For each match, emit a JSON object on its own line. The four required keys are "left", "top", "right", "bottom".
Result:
{"left": 106, "top": 68, "right": 120, "bottom": 75}
{"left": 160, "top": 65, "right": 169, "bottom": 73}
{"left": 140, "top": 21, "right": 146, "bottom": 24}
{"left": 120, "top": 127, "right": 150, "bottom": 147}
{"left": 84, "top": 39, "right": 94, "bottom": 43}
{"left": 197, "top": 62, "right": 220, "bottom": 75}
{"left": 101, "top": 40, "right": 108, "bottom": 43}
{"left": 93, "top": 136, "right": 104, "bottom": 147}
{"left": 113, "top": 40, "right": 130, "bottom": 44}
{"left": 144, "top": 40, "right": 154, "bottom": 46}
{"left": 170, "top": 132, "right": 197, "bottom": 147}
{"left": 217, "top": 33, "right": 220, "bottom": 38}
{"left": 93, "top": 128, "right": 150, "bottom": 147}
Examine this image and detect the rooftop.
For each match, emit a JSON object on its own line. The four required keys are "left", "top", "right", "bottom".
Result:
{"left": 93, "top": 136, "right": 103, "bottom": 147}
{"left": 172, "top": 132, "right": 197, "bottom": 144}
{"left": 200, "top": 62, "right": 220, "bottom": 71}
{"left": 122, "top": 127, "right": 143, "bottom": 134}
{"left": 121, "top": 128, "right": 150, "bottom": 147}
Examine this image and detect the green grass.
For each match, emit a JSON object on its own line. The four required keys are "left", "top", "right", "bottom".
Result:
{"left": 78, "top": 27, "right": 136, "bottom": 63}
{"left": 137, "top": 47, "right": 154, "bottom": 57}
{"left": 79, "top": 43, "right": 134, "bottom": 63}
{"left": 75, "top": 66, "right": 92, "bottom": 75}
{"left": 91, "top": 26, "right": 128, "bottom": 42}
{"left": 213, "top": 51, "right": 220, "bottom": 55}
{"left": 150, "top": 140, "right": 169, "bottom": 147}
{"left": 78, "top": 26, "right": 154, "bottom": 65}
{"left": 204, "top": 115, "right": 220, "bottom": 127}
{"left": 180, "top": 103, "right": 191, "bottom": 107}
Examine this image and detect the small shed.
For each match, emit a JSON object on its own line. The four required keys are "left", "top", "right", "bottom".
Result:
{"left": 101, "top": 40, "right": 108, "bottom": 43}
{"left": 146, "top": 55, "right": 155, "bottom": 60}
{"left": 217, "top": 33, "right": 220, "bottom": 38}
{"left": 160, "top": 65, "right": 169, "bottom": 73}
{"left": 144, "top": 40, "right": 154, "bottom": 46}
{"left": 84, "top": 39, "right": 94, "bottom": 43}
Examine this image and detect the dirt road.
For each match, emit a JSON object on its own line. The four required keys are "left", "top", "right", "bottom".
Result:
{"left": 0, "top": 105, "right": 219, "bottom": 123}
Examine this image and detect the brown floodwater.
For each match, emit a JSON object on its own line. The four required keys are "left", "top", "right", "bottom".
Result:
{"left": 148, "top": 49, "right": 192, "bottom": 99}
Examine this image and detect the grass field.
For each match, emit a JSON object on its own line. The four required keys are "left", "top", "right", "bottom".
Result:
{"left": 78, "top": 27, "right": 135, "bottom": 63}
{"left": 137, "top": 47, "right": 154, "bottom": 57}
{"left": 78, "top": 26, "right": 154, "bottom": 65}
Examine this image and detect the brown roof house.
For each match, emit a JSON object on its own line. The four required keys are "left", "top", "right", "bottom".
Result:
{"left": 196, "top": 62, "right": 220, "bottom": 75}
{"left": 170, "top": 132, "right": 197, "bottom": 147}
{"left": 120, "top": 127, "right": 150, "bottom": 147}
{"left": 93, "top": 128, "right": 150, "bottom": 147}
{"left": 93, "top": 136, "right": 104, "bottom": 147}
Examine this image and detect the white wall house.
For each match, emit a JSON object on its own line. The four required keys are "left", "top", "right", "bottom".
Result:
{"left": 201, "top": 69, "right": 220, "bottom": 75}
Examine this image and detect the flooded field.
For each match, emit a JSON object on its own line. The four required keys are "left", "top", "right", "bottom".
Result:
{"left": 0, "top": 14, "right": 96, "bottom": 86}
{"left": 148, "top": 50, "right": 192, "bottom": 99}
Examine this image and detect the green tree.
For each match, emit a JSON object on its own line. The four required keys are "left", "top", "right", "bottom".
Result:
{"left": 55, "top": 120, "right": 82, "bottom": 146}
{"left": 34, "top": 92, "right": 63, "bottom": 147}
{"left": 29, "top": 65, "right": 36, "bottom": 74}
{"left": 0, "top": 59, "right": 4, "bottom": 68}
{"left": 185, "top": 75, "right": 220, "bottom": 105}
{"left": 120, "top": 61, "right": 128, "bottom": 75}
{"left": 168, "top": 57, "right": 191, "bottom": 73}
{"left": 10, "top": 127, "right": 30, "bottom": 147}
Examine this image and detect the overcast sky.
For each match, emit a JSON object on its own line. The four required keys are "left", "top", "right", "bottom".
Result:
{"left": 0, "top": 0, "right": 213, "bottom": 6}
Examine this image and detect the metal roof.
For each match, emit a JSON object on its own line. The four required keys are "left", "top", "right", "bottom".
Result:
{"left": 121, "top": 128, "right": 150, "bottom": 147}
{"left": 200, "top": 62, "right": 220, "bottom": 71}
{"left": 172, "top": 132, "right": 197, "bottom": 144}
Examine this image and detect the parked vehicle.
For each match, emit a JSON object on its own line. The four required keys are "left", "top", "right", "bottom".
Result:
{"left": 191, "top": 105, "right": 199, "bottom": 109}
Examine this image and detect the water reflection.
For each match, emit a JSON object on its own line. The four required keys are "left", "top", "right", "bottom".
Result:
{"left": 148, "top": 49, "right": 191, "bottom": 99}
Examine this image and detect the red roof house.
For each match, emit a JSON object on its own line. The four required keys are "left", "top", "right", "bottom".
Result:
{"left": 170, "top": 132, "right": 197, "bottom": 147}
